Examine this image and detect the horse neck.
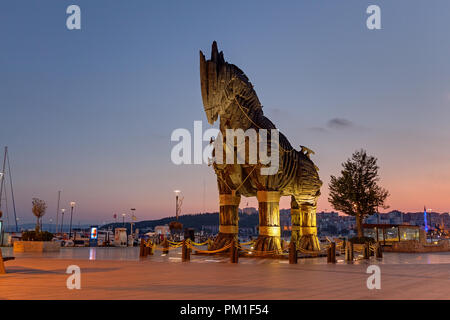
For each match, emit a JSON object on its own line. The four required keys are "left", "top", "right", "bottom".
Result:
{"left": 220, "top": 87, "right": 262, "bottom": 132}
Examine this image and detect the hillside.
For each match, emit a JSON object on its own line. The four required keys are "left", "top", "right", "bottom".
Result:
{"left": 102, "top": 211, "right": 261, "bottom": 232}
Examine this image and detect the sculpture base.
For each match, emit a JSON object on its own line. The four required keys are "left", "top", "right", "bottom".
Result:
{"left": 254, "top": 236, "right": 282, "bottom": 254}
{"left": 211, "top": 232, "right": 236, "bottom": 251}
{"left": 298, "top": 234, "right": 321, "bottom": 251}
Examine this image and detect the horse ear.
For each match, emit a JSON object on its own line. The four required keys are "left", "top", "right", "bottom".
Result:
{"left": 211, "top": 41, "right": 219, "bottom": 62}
{"left": 200, "top": 50, "right": 208, "bottom": 105}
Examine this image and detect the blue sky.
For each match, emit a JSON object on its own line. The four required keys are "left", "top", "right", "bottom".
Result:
{"left": 1, "top": 1, "right": 450, "bottom": 225}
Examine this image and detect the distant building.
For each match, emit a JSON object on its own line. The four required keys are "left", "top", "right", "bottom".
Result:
{"left": 154, "top": 225, "right": 170, "bottom": 235}
{"left": 242, "top": 207, "right": 257, "bottom": 215}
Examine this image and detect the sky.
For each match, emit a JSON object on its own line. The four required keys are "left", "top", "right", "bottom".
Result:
{"left": 1, "top": 0, "right": 450, "bottom": 225}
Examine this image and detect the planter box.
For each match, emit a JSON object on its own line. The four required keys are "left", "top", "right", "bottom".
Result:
{"left": 13, "top": 241, "right": 60, "bottom": 253}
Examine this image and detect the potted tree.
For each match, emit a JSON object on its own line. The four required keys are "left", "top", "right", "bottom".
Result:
{"left": 13, "top": 198, "right": 60, "bottom": 252}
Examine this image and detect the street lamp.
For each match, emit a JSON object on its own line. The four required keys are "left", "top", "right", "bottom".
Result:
{"left": 122, "top": 213, "right": 126, "bottom": 227}
{"left": 174, "top": 190, "right": 182, "bottom": 221}
{"left": 69, "top": 202, "right": 76, "bottom": 239}
{"left": 130, "top": 208, "right": 136, "bottom": 237}
{"left": 60, "top": 209, "right": 65, "bottom": 234}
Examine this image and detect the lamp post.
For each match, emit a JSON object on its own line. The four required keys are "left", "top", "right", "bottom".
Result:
{"left": 69, "top": 202, "right": 76, "bottom": 239}
{"left": 60, "top": 209, "right": 65, "bottom": 235}
{"left": 55, "top": 190, "right": 61, "bottom": 238}
{"left": 130, "top": 208, "right": 136, "bottom": 238}
{"left": 174, "top": 190, "right": 181, "bottom": 221}
{"left": 122, "top": 213, "right": 126, "bottom": 227}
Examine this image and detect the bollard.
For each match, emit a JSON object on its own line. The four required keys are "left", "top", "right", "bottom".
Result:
{"left": 345, "top": 241, "right": 354, "bottom": 262}
{"left": 181, "top": 240, "right": 186, "bottom": 261}
{"left": 234, "top": 239, "right": 239, "bottom": 263}
{"left": 289, "top": 241, "right": 297, "bottom": 264}
{"left": 363, "top": 243, "right": 370, "bottom": 259}
{"left": 207, "top": 238, "right": 213, "bottom": 251}
{"left": 182, "top": 240, "right": 190, "bottom": 262}
{"left": 327, "top": 242, "right": 336, "bottom": 263}
{"left": 230, "top": 239, "right": 238, "bottom": 263}
{"left": 139, "top": 239, "right": 145, "bottom": 257}
{"left": 163, "top": 238, "right": 169, "bottom": 255}
{"left": 151, "top": 242, "right": 156, "bottom": 255}
{"left": 376, "top": 242, "right": 383, "bottom": 258}
{"left": 186, "top": 240, "right": 191, "bottom": 261}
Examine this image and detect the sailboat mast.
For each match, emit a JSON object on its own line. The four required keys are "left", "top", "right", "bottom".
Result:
{"left": 0, "top": 147, "right": 6, "bottom": 210}
{"left": 56, "top": 191, "right": 61, "bottom": 234}
{"left": 6, "top": 149, "right": 18, "bottom": 232}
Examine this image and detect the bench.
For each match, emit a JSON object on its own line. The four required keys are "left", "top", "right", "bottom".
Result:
{"left": 0, "top": 248, "right": 15, "bottom": 274}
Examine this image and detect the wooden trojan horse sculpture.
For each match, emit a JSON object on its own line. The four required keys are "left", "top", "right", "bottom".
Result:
{"left": 200, "top": 42, "right": 322, "bottom": 253}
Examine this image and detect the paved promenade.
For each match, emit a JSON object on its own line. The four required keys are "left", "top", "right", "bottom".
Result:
{"left": 1, "top": 249, "right": 449, "bottom": 299}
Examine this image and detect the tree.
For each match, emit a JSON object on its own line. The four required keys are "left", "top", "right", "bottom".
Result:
{"left": 169, "top": 221, "right": 183, "bottom": 233}
{"left": 328, "top": 149, "right": 389, "bottom": 238}
{"left": 32, "top": 198, "right": 47, "bottom": 233}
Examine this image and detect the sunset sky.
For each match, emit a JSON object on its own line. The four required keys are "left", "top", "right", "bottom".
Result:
{"left": 1, "top": 0, "right": 450, "bottom": 225}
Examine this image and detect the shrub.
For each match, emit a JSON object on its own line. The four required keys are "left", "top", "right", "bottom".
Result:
{"left": 21, "top": 230, "right": 54, "bottom": 241}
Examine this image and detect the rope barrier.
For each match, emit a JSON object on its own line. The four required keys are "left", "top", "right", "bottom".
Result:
{"left": 186, "top": 242, "right": 232, "bottom": 254}
{"left": 297, "top": 246, "right": 328, "bottom": 255}
{"left": 239, "top": 240, "right": 255, "bottom": 246}
{"left": 190, "top": 240, "right": 210, "bottom": 246}
{"left": 238, "top": 245, "right": 283, "bottom": 255}
{"left": 167, "top": 240, "right": 182, "bottom": 245}
{"left": 153, "top": 243, "right": 183, "bottom": 251}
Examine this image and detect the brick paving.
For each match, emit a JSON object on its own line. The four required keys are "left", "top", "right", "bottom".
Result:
{"left": 1, "top": 249, "right": 449, "bottom": 299}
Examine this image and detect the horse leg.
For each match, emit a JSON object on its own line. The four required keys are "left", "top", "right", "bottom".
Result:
{"left": 296, "top": 195, "right": 320, "bottom": 251}
{"left": 211, "top": 189, "right": 241, "bottom": 250}
{"left": 254, "top": 190, "right": 282, "bottom": 254}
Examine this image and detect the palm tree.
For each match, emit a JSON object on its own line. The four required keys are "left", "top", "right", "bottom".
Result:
{"left": 32, "top": 198, "right": 47, "bottom": 233}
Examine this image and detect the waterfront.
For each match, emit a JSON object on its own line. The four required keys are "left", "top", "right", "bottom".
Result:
{"left": 1, "top": 248, "right": 449, "bottom": 299}
{"left": 3, "top": 247, "right": 450, "bottom": 265}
